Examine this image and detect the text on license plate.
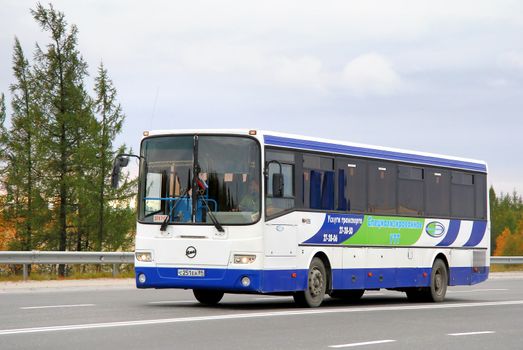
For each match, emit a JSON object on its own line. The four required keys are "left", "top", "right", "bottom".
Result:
{"left": 177, "top": 269, "right": 205, "bottom": 277}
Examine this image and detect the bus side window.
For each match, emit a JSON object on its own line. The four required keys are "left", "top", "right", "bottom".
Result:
{"left": 451, "top": 171, "right": 475, "bottom": 218}
{"left": 398, "top": 165, "right": 424, "bottom": 216}
{"left": 336, "top": 158, "right": 366, "bottom": 213}
{"left": 425, "top": 169, "right": 450, "bottom": 217}
{"left": 475, "top": 174, "right": 487, "bottom": 219}
{"left": 303, "top": 155, "right": 334, "bottom": 210}
{"left": 368, "top": 162, "right": 397, "bottom": 214}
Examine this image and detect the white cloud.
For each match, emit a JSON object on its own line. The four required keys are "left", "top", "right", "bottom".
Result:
{"left": 342, "top": 54, "right": 402, "bottom": 96}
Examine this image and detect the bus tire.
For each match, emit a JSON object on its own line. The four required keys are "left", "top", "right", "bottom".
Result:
{"left": 193, "top": 289, "right": 224, "bottom": 305}
{"left": 406, "top": 259, "right": 448, "bottom": 303}
{"left": 294, "top": 257, "right": 327, "bottom": 308}
{"left": 329, "top": 289, "right": 365, "bottom": 301}
{"left": 427, "top": 258, "right": 448, "bottom": 302}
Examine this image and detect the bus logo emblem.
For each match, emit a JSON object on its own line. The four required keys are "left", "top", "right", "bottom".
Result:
{"left": 425, "top": 222, "right": 445, "bottom": 237}
{"left": 186, "top": 246, "right": 197, "bottom": 258}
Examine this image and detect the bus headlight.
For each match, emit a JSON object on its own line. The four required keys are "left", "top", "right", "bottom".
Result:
{"left": 233, "top": 254, "right": 256, "bottom": 264}
{"left": 136, "top": 252, "right": 153, "bottom": 262}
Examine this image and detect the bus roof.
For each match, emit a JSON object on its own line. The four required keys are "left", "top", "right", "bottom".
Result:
{"left": 144, "top": 129, "right": 487, "bottom": 173}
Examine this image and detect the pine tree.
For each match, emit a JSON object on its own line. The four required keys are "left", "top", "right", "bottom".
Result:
{"left": 0, "top": 93, "right": 7, "bottom": 159}
{"left": 0, "top": 93, "right": 10, "bottom": 242}
{"left": 93, "top": 62, "right": 125, "bottom": 251}
{"left": 4, "top": 39, "right": 50, "bottom": 255}
{"left": 31, "top": 3, "right": 97, "bottom": 275}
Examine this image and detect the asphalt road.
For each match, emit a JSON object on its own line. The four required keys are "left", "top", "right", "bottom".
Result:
{"left": 1, "top": 275, "right": 523, "bottom": 350}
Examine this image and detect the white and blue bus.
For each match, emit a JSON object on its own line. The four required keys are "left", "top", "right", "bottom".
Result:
{"left": 112, "top": 129, "right": 489, "bottom": 307}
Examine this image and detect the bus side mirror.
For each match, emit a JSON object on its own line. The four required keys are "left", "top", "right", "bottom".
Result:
{"left": 272, "top": 173, "right": 284, "bottom": 198}
{"left": 111, "top": 156, "right": 130, "bottom": 189}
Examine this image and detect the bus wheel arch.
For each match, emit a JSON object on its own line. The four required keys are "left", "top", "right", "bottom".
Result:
{"left": 311, "top": 251, "right": 332, "bottom": 293}
{"left": 407, "top": 252, "right": 449, "bottom": 303}
{"left": 294, "top": 252, "right": 331, "bottom": 307}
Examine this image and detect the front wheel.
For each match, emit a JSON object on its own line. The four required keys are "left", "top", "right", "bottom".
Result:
{"left": 193, "top": 289, "right": 224, "bottom": 306}
{"left": 294, "top": 257, "right": 327, "bottom": 308}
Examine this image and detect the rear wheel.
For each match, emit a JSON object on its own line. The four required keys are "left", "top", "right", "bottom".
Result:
{"left": 329, "top": 289, "right": 365, "bottom": 301}
{"left": 193, "top": 289, "right": 224, "bottom": 305}
{"left": 405, "top": 259, "right": 448, "bottom": 302}
{"left": 293, "top": 257, "right": 327, "bottom": 308}
{"left": 427, "top": 259, "right": 448, "bottom": 302}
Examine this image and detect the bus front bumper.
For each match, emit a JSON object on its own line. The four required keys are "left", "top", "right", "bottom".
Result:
{"left": 135, "top": 266, "right": 307, "bottom": 293}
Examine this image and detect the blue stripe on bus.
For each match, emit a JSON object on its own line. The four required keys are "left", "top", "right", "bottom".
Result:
{"left": 264, "top": 135, "right": 487, "bottom": 172}
{"left": 436, "top": 220, "right": 461, "bottom": 247}
{"left": 463, "top": 221, "right": 488, "bottom": 247}
{"left": 135, "top": 266, "right": 488, "bottom": 293}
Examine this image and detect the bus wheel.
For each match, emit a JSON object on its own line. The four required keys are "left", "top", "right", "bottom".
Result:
{"left": 294, "top": 257, "right": 326, "bottom": 308}
{"left": 406, "top": 259, "right": 448, "bottom": 303}
{"left": 427, "top": 259, "right": 448, "bottom": 302}
{"left": 329, "top": 289, "right": 365, "bottom": 301}
{"left": 193, "top": 289, "right": 224, "bottom": 305}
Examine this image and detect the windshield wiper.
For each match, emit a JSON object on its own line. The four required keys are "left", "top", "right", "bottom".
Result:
{"left": 193, "top": 167, "right": 224, "bottom": 232}
{"left": 191, "top": 135, "right": 199, "bottom": 223}
{"left": 191, "top": 135, "right": 224, "bottom": 232}
{"left": 197, "top": 187, "right": 224, "bottom": 232}
{"left": 160, "top": 185, "right": 190, "bottom": 231}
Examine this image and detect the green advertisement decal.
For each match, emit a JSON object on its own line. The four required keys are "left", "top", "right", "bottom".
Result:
{"left": 342, "top": 215, "right": 424, "bottom": 246}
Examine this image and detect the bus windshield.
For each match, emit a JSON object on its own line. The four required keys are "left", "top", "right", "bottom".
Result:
{"left": 139, "top": 135, "right": 261, "bottom": 225}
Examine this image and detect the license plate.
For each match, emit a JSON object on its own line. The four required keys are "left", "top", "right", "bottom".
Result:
{"left": 177, "top": 269, "right": 205, "bottom": 277}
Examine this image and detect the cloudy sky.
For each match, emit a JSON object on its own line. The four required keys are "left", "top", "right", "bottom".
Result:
{"left": 1, "top": 0, "right": 522, "bottom": 194}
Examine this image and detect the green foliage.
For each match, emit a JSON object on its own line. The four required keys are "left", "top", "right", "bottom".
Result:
{"left": 489, "top": 186, "right": 523, "bottom": 252}
{"left": 4, "top": 37, "right": 51, "bottom": 252}
{"left": 0, "top": 93, "right": 7, "bottom": 157}
{"left": 92, "top": 62, "right": 135, "bottom": 251}
{"left": 1, "top": 3, "right": 136, "bottom": 277}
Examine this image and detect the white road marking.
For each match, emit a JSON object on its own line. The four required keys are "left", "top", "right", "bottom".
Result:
{"left": 148, "top": 300, "right": 195, "bottom": 305}
{"left": 329, "top": 340, "right": 396, "bottom": 348}
{"left": 20, "top": 304, "right": 95, "bottom": 310}
{"left": 448, "top": 289, "right": 508, "bottom": 294}
{"left": 2, "top": 299, "right": 522, "bottom": 336}
{"left": 448, "top": 331, "right": 495, "bottom": 336}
